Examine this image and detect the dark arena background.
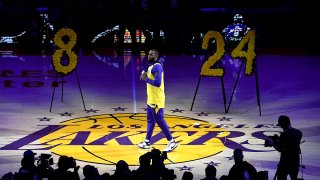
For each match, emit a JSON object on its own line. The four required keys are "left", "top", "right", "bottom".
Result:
{"left": 0, "top": 0, "right": 319, "bottom": 180}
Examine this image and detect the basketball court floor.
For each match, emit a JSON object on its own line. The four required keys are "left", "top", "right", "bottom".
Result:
{"left": 0, "top": 48, "right": 319, "bottom": 179}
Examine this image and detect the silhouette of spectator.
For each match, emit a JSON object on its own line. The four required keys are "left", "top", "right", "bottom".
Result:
{"left": 182, "top": 171, "right": 193, "bottom": 180}
{"left": 100, "top": 172, "right": 111, "bottom": 180}
{"left": 23, "top": 149, "right": 37, "bottom": 161}
{"left": 49, "top": 155, "right": 80, "bottom": 180}
{"left": 268, "top": 115, "right": 303, "bottom": 180}
{"left": 131, "top": 152, "right": 152, "bottom": 180}
{"left": 227, "top": 149, "right": 257, "bottom": 180}
{"left": 35, "top": 153, "right": 55, "bottom": 179}
{"left": 219, "top": 175, "right": 229, "bottom": 180}
{"left": 111, "top": 160, "right": 131, "bottom": 179}
{"left": 137, "top": 147, "right": 176, "bottom": 180}
{"left": 1, "top": 172, "right": 13, "bottom": 180}
{"left": 12, "top": 150, "right": 40, "bottom": 180}
{"left": 83, "top": 164, "right": 100, "bottom": 180}
{"left": 201, "top": 164, "right": 218, "bottom": 180}
{"left": 13, "top": 156, "right": 38, "bottom": 180}
{"left": 161, "top": 168, "right": 176, "bottom": 180}
{"left": 149, "top": 148, "right": 166, "bottom": 179}
{"left": 256, "top": 171, "right": 268, "bottom": 180}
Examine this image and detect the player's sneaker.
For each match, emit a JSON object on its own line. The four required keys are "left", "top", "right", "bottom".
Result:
{"left": 163, "top": 140, "right": 178, "bottom": 152}
{"left": 138, "top": 140, "right": 150, "bottom": 149}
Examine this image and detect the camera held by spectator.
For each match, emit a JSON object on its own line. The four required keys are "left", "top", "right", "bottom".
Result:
{"left": 149, "top": 147, "right": 168, "bottom": 161}
{"left": 65, "top": 156, "right": 76, "bottom": 169}
{"left": 264, "top": 134, "right": 279, "bottom": 147}
{"left": 37, "top": 153, "right": 54, "bottom": 166}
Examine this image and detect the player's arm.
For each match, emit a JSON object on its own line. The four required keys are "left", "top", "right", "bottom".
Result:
{"left": 145, "top": 64, "right": 162, "bottom": 87}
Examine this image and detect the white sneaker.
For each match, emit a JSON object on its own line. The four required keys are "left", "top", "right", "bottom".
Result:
{"left": 163, "top": 141, "right": 178, "bottom": 152}
{"left": 138, "top": 140, "right": 150, "bottom": 149}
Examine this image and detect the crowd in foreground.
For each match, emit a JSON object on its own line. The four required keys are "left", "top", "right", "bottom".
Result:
{"left": 1, "top": 148, "right": 269, "bottom": 180}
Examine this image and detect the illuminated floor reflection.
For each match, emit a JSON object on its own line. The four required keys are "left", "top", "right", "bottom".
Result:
{"left": 0, "top": 49, "right": 319, "bottom": 180}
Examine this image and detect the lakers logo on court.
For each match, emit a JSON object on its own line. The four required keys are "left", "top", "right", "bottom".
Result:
{"left": 35, "top": 113, "right": 228, "bottom": 165}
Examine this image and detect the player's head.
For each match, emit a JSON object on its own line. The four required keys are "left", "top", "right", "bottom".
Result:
{"left": 148, "top": 49, "right": 159, "bottom": 62}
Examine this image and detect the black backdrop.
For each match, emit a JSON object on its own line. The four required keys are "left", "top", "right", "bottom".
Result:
{"left": 0, "top": 0, "right": 317, "bottom": 54}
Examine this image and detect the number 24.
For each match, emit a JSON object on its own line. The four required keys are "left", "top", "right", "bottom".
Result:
{"left": 201, "top": 30, "right": 256, "bottom": 76}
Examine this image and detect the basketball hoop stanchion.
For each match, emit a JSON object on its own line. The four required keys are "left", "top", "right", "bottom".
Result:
{"left": 190, "top": 30, "right": 262, "bottom": 116}
{"left": 49, "top": 28, "right": 86, "bottom": 112}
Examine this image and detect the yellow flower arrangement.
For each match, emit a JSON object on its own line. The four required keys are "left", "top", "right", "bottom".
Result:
{"left": 52, "top": 28, "right": 78, "bottom": 75}
{"left": 231, "top": 30, "right": 256, "bottom": 75}
{"left": 201, "top": 31, "right": 225, "bottom": 77}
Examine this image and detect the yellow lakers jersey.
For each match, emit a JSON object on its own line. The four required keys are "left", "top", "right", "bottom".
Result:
{"left": 147, "top": 63, "right": 165, "bottom": 109}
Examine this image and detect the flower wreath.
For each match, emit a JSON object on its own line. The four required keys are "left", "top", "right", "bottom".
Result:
{"left": 52, "top": 28, "right": 78, "bottom": 75}
{"left": 201, "top": 31, "right": 225, "bottom": 76}
{"left": 231, "top": 30, "right": 256, "bottom": 75}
